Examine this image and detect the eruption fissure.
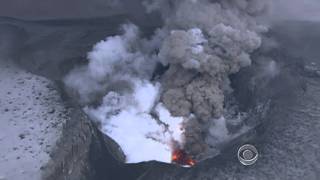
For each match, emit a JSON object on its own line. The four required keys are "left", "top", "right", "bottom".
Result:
{"left": 172, "top": 149, "right": 196, "bottom": 167}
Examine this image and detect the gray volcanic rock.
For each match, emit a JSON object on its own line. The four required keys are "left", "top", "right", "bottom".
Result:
{"left": 42, "top": 99, "right": 126, "bottom": 180}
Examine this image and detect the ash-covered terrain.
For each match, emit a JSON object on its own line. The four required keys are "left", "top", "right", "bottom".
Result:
{"left": 0, "top": 0, "right": 320, "bottom": 180}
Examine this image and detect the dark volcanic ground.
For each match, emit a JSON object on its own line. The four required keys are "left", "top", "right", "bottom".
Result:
{"left": 0, "top": 16, "right": 320, "bottom": 180}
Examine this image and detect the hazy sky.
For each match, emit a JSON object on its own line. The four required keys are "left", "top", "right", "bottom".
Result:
{"left": 0, "top": 0, "right": 320, "bottom": 21}
{"left": 271, "top": 0, "right": 320, "bottom": 21}
{"left": 0, "top": 0, "right": 139, "bottom": 19}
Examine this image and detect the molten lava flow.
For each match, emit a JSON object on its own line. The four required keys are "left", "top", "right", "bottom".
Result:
{"left": 171, "top": 149, "right": 196, "bottom": 166}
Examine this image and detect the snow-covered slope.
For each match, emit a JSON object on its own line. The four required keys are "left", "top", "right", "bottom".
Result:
{"left": 0, "top": 58, "right": 68, "bottom": 180}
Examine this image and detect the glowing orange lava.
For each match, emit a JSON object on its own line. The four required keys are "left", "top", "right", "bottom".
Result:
{"left": 171, "top": 149, "right": 196, "bottom": 166}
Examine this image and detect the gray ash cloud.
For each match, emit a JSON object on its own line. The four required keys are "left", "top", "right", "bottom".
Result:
{"left": 65, "top": 0, "right": 271, "bottom": 162}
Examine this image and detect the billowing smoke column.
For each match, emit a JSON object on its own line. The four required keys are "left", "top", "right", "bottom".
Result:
{"left": 64, "top": 0, "right": 269, "bottom": 164}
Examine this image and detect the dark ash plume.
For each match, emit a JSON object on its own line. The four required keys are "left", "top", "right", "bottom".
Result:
{"left": 64, "top": 0, "right": 270, "bottom": 163}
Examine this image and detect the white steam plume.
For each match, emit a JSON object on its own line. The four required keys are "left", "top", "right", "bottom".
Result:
{"left": 65, "top": 0, "right": 269, "bottom": 163}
